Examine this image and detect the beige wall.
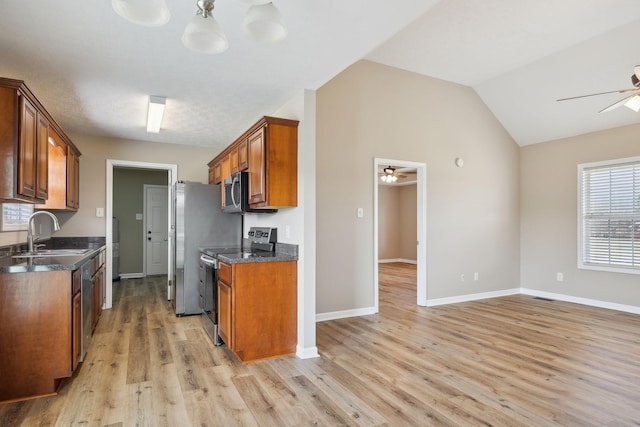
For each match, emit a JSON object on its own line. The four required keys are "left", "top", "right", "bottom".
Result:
{"left": 520, "top": 123, "right": 640, "bottom": 306}
{"left": 378, "top": 184, "right": 417, "bottom": 261}
{"left": 316, "top": 60, "right": 520, "bottom": 314}
{"left": 114, "top": 168, "right": 167, "bottom": 274}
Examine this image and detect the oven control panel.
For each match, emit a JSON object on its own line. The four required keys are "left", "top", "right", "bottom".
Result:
{"left": 247, "top": 227, "right": 277, "bottom": 244}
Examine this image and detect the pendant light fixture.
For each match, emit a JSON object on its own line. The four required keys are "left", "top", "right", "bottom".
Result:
{"left": 182, "top": 0, "right": 229, "bottom": 54}
{"left": 243, "top": 2, "right": 287, "bottom": 43}
{"left": 112, "top": 0, "right": 287, "bottom": 54}
{"left": 111, "top": 0, "right": 170, "bottom": 27}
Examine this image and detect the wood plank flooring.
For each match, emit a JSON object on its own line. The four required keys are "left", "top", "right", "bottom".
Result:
{"left": 1, "top": 263, "right": 640, "bottom": 426}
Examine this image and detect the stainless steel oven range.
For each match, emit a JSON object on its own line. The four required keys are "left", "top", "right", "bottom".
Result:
{"left": 199, "top": 252, "right": 222, "bottom": 346}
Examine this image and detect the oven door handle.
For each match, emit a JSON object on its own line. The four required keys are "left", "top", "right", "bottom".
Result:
{"left": 200, "top": 254, "right": 217, "bottom": 267}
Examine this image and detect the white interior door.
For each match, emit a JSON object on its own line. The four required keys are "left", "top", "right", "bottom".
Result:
{"left": 145, "top": 185, "right": 169, "bottom": 276}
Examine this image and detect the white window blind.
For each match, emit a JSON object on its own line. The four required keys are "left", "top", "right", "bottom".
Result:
{"left": 579, "top": 158, "right": 640, "bottom": 274}
{"left": 0, "top": 204, "right": 34, "bottom": 232}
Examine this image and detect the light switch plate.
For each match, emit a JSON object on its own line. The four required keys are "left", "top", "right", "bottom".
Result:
{"left": 96, "top": 207, "right": 104, "bottom": 217}
{"left": 136, "top": 213, "right": 143, "bottom": 221}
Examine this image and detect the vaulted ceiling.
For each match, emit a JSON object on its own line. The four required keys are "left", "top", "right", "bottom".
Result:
{"left": 1, "top": 0, "right": 639, "bottom": 149}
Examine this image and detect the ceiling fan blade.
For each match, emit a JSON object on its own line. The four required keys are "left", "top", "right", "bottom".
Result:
{"left": 557, "top": 88, "right": 638, "bottom": 102}
{"left": 599, "top": 93, "right": 638, "bottom": 113}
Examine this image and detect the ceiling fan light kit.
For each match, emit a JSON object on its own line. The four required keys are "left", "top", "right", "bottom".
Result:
{"left": 112, "top": 0, "right": 286, "bottom": 53}
{"left": 623, "top": 95, "right": 640, "bottom": 113}
{"left": 380, "top": 166, "right": 398, "bottom": 183}
{"left": 182, "top": 1, "right": 229, "bottom": 54}
{"left": 243, "top": 3, "right": 287, "bottom": 43}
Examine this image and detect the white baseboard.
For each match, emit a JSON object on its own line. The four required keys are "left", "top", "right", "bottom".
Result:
{"left": 296, "top": 345, "right": 319, "bottom": 359}
{"left": 426, "top": 288, "right": 521, "bottom": 307}
{"left": 378, "top": 258, "right": 417, "bottom": 265}
{"left": 520, "top": 288, "right": 640, "bottom": 315}
{"left": 119, "top": 273, "right": 144, "bottom": 279}
{"left": 316, "top": 306, "right": 377, "bottom": 322}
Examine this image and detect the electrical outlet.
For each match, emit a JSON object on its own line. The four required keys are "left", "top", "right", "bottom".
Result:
{"left": 556, "top": 272, "right": 564, "bottom": 282}
{"left": 96, "top": 207, "right": 104, "bottom": 218}
{"left": 460, "top": 274, "right": 465, "bottom": 282}
{"left": 357, "top": 208, "right": 364, "bottom": 218}
{"left": 474, "top": 272, "right": 479, "bottom": 281}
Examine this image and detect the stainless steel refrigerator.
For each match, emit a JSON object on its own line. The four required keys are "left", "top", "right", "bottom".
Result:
{"left": 171, "top": 181, "right": 241, "bottom": 315}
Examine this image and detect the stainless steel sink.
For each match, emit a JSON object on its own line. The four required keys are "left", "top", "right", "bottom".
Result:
{"left": 12, "top": 248, "right": 93, "bottom": 258}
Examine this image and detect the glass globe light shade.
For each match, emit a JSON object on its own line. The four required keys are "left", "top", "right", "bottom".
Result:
{"left": 182, "top": 14, "right": 229, "bottom": 54}
{"left": 243, "top": 3, "right": 287, "bottom": 43}
{"left": 239, "top": 0, "right": 272, "bottom": 4}
{"left": 112, "top": 0, "right": 170, "bottom": 26}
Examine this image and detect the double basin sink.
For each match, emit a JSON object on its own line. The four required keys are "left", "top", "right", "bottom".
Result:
{"left": 12, "top": 249, "right": 94, "bottom": 258}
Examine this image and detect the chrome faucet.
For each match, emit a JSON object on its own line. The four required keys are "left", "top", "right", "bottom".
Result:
{"left": 27, "top": 211, "right": 61, "bottom": 253}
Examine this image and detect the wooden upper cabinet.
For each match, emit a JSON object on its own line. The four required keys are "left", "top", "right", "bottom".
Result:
{"left": 35, "top": 112, "right": 49, "bottom": 200}
{"left": 247, "top": 117, "right": 298, "bottom": 209}
{"left": 247, "top": 127, "right": 266, "bottom": 206}
{"left": 35, "top": 120, "right": 81, "bottom": 211}
{"left": 229, "top": 147, "right": 239, "bottom": 174}
{"left": 66, "top": 145, "right": 80, "bottom": 210}
{"left": 206, "top": 116, "right": 298, "bottom": 210}
{"left": 17, "top": 97, "right": 38, "bottom": 199}
{"left": 220, "top": 154, "right": 231, "bottom": 181}
{"left": 237, "top": 138, "right": 248, "bottom": 171}
{"left": 0, "top": 78, "right": 77, "bottom": 204}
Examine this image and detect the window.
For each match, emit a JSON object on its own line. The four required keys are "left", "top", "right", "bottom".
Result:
{"left": 0, "top": 203, "right": 34, "bottom": 232}
{"left": 578, "top": 157, "right": 640, "bottom": 274}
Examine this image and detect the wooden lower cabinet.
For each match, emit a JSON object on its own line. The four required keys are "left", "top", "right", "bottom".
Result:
{"left": 0, "top": 248, "right": 105, "bottom": 403}
{"left": 0, "top": 270, "right": 72, "bottom": 402}
{"left": 217, "top": 260, "right": 297, "bottom": 362}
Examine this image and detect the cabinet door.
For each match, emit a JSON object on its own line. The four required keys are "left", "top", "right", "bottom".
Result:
{"left": 35, "top": 112, "right": 49, "bottom": 200}
{"left": 230, "top": 148, "right": 239, "bottom": 174}
{"left": 221, "top": 155, "right": 231, "bottom": 182}
{"left": 218, "top": 280, "right": 232, "bottom": 349}
{"left": 66, "top": 147, "right": 80, "bottom": 210}
{"left": 247, "top": 127, "right": 266, "bottom": 206}
{"left": 17, "top": 96, "right": 37, "bottom": 199}
{"left": 237, "top": 138, "right": 248, "bottom": 171}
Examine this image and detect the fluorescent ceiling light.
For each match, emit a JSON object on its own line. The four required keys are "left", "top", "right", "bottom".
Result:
{"left": 147, "top": 96, "right": 166, "bottom": 133}
{"left": 623, "top": 94, "right": 640, "bottom": 112}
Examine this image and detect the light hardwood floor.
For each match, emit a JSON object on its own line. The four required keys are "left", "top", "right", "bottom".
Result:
{"left": 2, "top": 263, "right": 640, "bottom": 426}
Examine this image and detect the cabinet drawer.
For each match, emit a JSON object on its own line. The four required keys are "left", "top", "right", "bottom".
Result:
{"left": 218, "top": 262, "right": 232, "bottom": 284}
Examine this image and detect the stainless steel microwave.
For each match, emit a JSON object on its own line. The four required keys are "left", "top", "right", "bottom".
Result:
{"left": 222, "top": 172, "right": 277, "bottom": 214}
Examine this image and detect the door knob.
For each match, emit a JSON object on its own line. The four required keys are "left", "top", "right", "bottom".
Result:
{"left": 148, "top": 230, "right": 152, "bottom": 234}
{"left": 148, "top": 237, "right": 152, "bottom": 241}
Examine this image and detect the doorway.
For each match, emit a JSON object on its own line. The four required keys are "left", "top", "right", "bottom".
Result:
{"left": 373, "top": 158, "right": 427, "bottom": 309}
{"left": 105, "top": 160, "right": 177, "bottom": 309}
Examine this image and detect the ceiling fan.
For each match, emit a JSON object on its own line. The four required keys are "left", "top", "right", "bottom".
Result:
{"left": 557, "top": 65, "right": 640, "bottom": 113}
{"left": 379, "top": 166, "right": 416, "bottom": 183}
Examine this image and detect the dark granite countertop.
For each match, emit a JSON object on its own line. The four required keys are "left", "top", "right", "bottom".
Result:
{"left": 0, "top": 247, "right": 105, "bottom": 273}
{"left": 0, "top": 237, "right": 106, "bottom": 273}
{"left": 200, "top": 241, "right": 298, "bottom": 264}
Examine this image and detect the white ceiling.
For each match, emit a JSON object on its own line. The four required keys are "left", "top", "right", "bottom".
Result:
{"left": 1, "top": 0, "right": 639, "bottom": 149}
